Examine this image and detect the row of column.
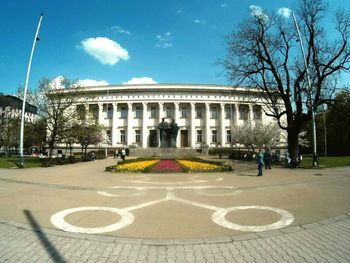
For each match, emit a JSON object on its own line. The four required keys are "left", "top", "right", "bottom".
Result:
{"left": 91, "top": 102, "right": 256, "bottom": 148}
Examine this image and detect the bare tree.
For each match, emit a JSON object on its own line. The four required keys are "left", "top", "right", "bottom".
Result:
{"left": 221, "top": 0, "right": 350, "bottom": 159}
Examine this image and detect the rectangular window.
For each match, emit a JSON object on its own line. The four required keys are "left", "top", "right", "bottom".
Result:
{"left": 225, "top": 106, "right": 232, "bottom": 119}
{"left": 150, "top": 106, "right": 157, "bottom": 118}
{"left": 181, "top": 107, "right": 187, "bottom": 118}
{"left": 253, "top": 105, "right": 262, "bottom": 120}
{"left": 165, "top": 106, "right": 172, "bottom": 118}
{"left": 76, "top": 104, "right": 86, "bottom": 120}
{"left": 120, "top": 106, "right": 127, "bottom": 119}
{"left": 120, "top": 130, "right": 126, "bottom": 143}
{"left": 239, "top": 105, "right": 249, "bottom": 120}
{"left": 226, "top": 130, "right": 232, "bottom": 143}
{"left": 197, "top": 130, "right": 202, "bottom": 143}
{"left": 196, "top": 107, "right": 203, "bottom": 118}
{"left": 210, "top": 107, "right": 218, "bottom": 119}
{"left": 135, "top": 130, "right": 141, "bottom": 143}
{"left": 135, "top": 106, "right": 142, "bottom": 118}
{"left": 106, "top": 130, "right": 111, "bottom": 142}
{"left": 107, "top": 104, "right": 113, "bottom": 119}
{"left": 211, "top": 130, "right": 217, "bottom": 143}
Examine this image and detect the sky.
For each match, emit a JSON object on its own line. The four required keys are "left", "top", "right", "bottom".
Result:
{"left": 1, "top": 0, "right": 350, "bottom": 95}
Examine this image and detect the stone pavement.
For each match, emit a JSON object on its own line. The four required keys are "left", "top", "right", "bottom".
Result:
{"left": 0, "top": 158, "right": 350, "bottom": 262}
{"left": 1, "top": 214, "right": 350, "bottom": 262}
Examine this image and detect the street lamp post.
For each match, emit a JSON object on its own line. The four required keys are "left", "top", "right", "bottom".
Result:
{"left": 19, "top": 13, "right": 44, "bottom": 168}
{"left": 292, "top": 12, "right": 319, "bottom": 167}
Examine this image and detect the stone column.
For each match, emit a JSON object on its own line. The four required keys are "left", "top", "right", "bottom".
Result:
{"left": 190, "top": 102, "right": 196, "bottom": 148}
{"left": 127, "top": 102, "right": 133, "bottom": 146}
{"left": 220, "top": 103, "right": 225, "bottom": 147}
{"left": 98, "top": 103, "right": 103, "bottom": 125}
{"left": 142, "top": 102, "right": 148, "bottom": 148}
{"left": 84, "top": 104, "right": 89, "bottom": 120}
{"left": 158, "top": 102, "right": 164, "bottom": 122}
{"left": 249, "top": 104, "right": 253, "bottom": 122}
{"left": 235, "top": 104, "right": 239, "bottom": 125}
{"left": 174, "top": 102, "right": 180, "bottom": 147}
{"left": 112, "top": 103, "right": 118, "bottom": 146}
{"left": 205, "top": 103, "right": 210, "bottom": 145}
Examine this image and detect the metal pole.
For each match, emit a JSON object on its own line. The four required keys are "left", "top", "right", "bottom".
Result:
{"left": 19, "top": 13, "right": 44, "bottom": 168}
{"left": 323, "top": 106, "right": 327, "bottom": 156}
{"left": 292, "top": 12, "right": 318, "bottom": 167}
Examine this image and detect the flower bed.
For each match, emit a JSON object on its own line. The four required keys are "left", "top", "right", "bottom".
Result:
{"left": 177, "top": 159, "right": 226, "bottom": 172}
{"left": 149, "top": 159, "right": 183, "bottom": 173}
{"left": 106, "top": 158, "right": 229, "bottom": 173}
{"left": 114, "top": 160, "right": 159, "bottom": 173}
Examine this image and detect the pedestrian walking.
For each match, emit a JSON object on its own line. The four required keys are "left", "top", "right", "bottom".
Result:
{"left": 257, "top": 150, "right": 264, "bottom": 176}
{"left": 121, "top": 148, "right": 126, "bottom": 161}
{"left": 285, "top": 150, "right": 290, "bottom": 168}
{"left": 264, "top": 148, "right": 272, "bottom": 169}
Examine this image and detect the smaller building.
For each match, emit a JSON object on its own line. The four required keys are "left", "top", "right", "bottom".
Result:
{"left": 0, "top": 95, "right": 38, "bottom": 124}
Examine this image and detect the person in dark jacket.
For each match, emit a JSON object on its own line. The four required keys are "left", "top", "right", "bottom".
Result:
{"left": 264, "top": 148, "right": 272, "bottom": 169}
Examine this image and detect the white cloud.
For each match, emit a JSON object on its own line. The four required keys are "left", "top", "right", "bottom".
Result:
{"left": 155, "top": 32, "right": 173, "bottom": 48}
{"left": 50, "top": 75, "right": 65, "bottom": 89}
{"left": 193, "top": 19, "right": 205, "bottom": 24}
{"left": 221, "top": 3, "right": 228, "bottom": 8}
{"left": 81, "top": 37, "right": 129, "bottom": 65}
{"left": 122, "top": 77, "right": 157, "bottom": 85}
{"left": 249, "top": 5, "right": 269, "bottom": 21}
{"left": 77, "top": 79, "right": 109, "bottom": 87}
{"left": 109, "top": 25, "right": 131, "bottom": 35}
{"left": 277, "top": 7, "right": 292, "bottom": 18}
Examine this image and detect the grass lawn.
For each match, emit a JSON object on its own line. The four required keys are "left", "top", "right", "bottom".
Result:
{"left": 0, "top": 156, "right": 43, "bottom": 169}
{"left": 301, "top": 156, "right": 350, "bottom": 168}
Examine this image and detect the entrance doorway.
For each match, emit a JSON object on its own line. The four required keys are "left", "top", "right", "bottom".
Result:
{"left": 181, "top": 130, "right": 189, "bottom": 147}
{"left": 149, "top": 130, "right": 158, "bottom": 147}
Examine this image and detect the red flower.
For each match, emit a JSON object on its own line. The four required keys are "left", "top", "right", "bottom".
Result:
{"left": 150, "top": 159, "right": 182, "bottom": 172}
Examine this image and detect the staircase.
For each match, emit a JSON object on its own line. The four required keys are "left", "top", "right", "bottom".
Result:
{"left": 130, "top": 148, "right": 201, "bottom": 158}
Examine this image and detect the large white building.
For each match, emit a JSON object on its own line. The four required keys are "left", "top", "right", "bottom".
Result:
{"left": 72, "top": 84, "right": 283, "bottom": 149}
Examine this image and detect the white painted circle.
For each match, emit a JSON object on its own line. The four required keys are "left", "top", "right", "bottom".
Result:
{"left": 212, "top": 206, "right": 294, "bottom": 232}
{"left": 51, "top": 207, "right": 134, "bottom": 234}
{"left": 97, "top": 186, "right": 145, "bottom": 197}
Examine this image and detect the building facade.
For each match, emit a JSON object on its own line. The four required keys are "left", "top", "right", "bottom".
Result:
{"left": 0, "top": 95, "right": 37, "bottom": 124}
{"left": 72, "top": 84, "right": 283, "bottom": 149}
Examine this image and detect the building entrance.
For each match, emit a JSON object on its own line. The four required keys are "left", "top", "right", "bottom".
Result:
{"left": 181, "top": 130, "right": 189, "bottom": 147}
{"left": 149, "top": 130, "right": 158, "bottom": 147}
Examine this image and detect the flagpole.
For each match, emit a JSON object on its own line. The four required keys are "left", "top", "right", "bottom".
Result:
{"left": 19, "top": 13, "right": 44, "bottom": 168}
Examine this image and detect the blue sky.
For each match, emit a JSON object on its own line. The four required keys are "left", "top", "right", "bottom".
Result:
{"left": 1, "top": 0, "right": 350, "bottom": 95}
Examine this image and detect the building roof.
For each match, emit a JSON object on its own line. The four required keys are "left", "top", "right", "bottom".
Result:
{"left": 0, "top": 95, "right": 37, "bottom": 114}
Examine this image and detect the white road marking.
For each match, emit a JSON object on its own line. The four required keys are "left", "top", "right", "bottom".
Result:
{"left": 50, "top": 207, "right": 134, "bottom": 234}
{"left": 212, "top": 206, "right": 294, "bottom": 232}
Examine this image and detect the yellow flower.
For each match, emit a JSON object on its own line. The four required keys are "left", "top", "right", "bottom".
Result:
{"left": 177, "top": 160, "right": 222, "bottom": 172}
{"left": 116, "top": 160, "right": 159, "bottom": 172}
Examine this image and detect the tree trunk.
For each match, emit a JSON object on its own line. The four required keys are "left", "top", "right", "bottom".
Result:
{"left": 287, "top": 128, "right": 299, "bottom": 160}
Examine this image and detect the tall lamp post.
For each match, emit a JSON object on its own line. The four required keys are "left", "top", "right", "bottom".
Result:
{"left": 292, "top": 12, "right": 319, "bottom": 167}
{"left": 19, "top": 13, "right": 44, "bottom": 168}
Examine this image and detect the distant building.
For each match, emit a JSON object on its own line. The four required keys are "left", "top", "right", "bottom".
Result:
{"left": 0, "top": 95, "right": 38, "bottom": 124}
{"left": 62, "top": 84, "right": 286, "bottom": 149}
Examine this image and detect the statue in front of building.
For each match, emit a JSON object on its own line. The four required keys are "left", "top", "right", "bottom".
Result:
{"left": 169, "top": 119, "right": 179, "bottom": 147}
{"left": 158, "top": 118, "right": 179, "bottom": 148}
{"left": 158, "top": 118, "right": 169, "bottom": 148}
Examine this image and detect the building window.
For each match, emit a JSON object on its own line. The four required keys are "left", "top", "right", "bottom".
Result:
{"left": 253, "top": 105, "right": 262, "bottom": 120}
{"left": 106, "top": 129, "right": 111, "bottom": 142}
{"left": 225, "top": 106, "right": 232, "bottom": 119}
{"left": 226, "top": 130, "right": 232, "bottom": 143}
{"left": 197, "top": 130, "right": 202, "bottom": 143}
{"left": 150, "top": 106, "right": 157, "bottom": 118}
{"left": 212, "top": 130, "right": 217, "bottom": 143}
{"left": 135, "top": 106, "right": 142, "bottom": 118}
{"left": 165, "top": 106, "right": 172, "bottom": 118}
{"left": 135, "top": 130, "right": 141, "bottom": 143}
{"left": 107, "top": 104, "right": 112, "bottom": 119}
{"left": 239, "top": 105, "right": 249, "bottom": 120}
{"left": 210, "top": 107, "right": 218, "bottom": 119}
{"left": 181, "top": 107, "right": 187, "bottom": 118}
{"left": 196, "top": 107, "right": 203, "bottom": 118}
{"left": 120, "top": 106, "right": 127, "bottom": 119}
{"left": 120, "top": 130, "right": 126, "bottom": 143}
{"left": 76, "top": 105, "right": 86, "bottom": 120}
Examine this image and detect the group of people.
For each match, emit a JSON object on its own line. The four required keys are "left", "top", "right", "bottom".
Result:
{"left": 256, "top": 148, "right": 273, "bottom": 176}
{"left": 114, "top": 148, "right": 126, "bottom": 161}
{"left": 256, "top": 149, "right": 303, "bottom": 176}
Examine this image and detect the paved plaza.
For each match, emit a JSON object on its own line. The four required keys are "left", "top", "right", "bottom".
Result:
{"left": 0, "top": 158, "right": 350, "bottom": 262}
